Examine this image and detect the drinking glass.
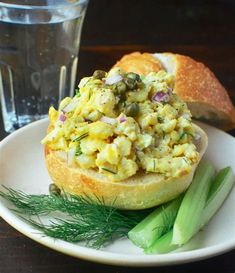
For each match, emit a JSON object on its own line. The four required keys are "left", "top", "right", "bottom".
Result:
{"left": 0, "top": 0, "right": 89, "bottom": 132}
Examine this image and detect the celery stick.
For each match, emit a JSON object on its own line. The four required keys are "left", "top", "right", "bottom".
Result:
{"left": 128, "top": 195, "right": 183, "bottom": 248}
{"left": 146, "top": 166, "right": 234, "bottom": 254}
{"left": 200, "top": 166, "right": 235, "bottom": 227}
{"left": 145, "top": 230, "right": 175, "bottom": 254}
{"left": 172, "top": 161, "right": 215, "bottom": 245}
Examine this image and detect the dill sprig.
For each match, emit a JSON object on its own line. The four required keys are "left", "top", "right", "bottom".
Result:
{"left": 153, "top": 205, "right": 177, "bottom": 238}
{"left": 24, "top": 211, "right": 134, "bottom": 248}
{"left": 75, "top": 145, "right": 82, "bottom": 157}
{"left": 75, "top": 88, "right": 81, "bottom": 97}
{"left": 73, "top": 132, "right": 89, "bottom": 142}
{"left": 179, "top": 131, "right": 194, "bottom": 141}
{"left": 101, "top": 167, "right": 117, "bottom": 174}
{"left": 0, "top": 187, "right": 150, "bottom": 248}
{"left": 0, "top": 186, "right": 86, "bottom": 215}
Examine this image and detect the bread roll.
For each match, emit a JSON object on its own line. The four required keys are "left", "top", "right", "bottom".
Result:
{"left": 114, "top": 52, "right": 235, "bottom": 130}
{"left": 114, "top": 52, "right": 163, "bottom": 76}
{"left": 45, "top": 124, "right": 208, "bottom": 210}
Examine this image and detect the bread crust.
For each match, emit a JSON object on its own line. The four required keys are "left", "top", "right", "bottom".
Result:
{"left": 114, "top": 52, "right": 235, "bottom": 130}
{"left": 165, "top": 53, "right": 235, "bottom": 130}
{"left": 45, "top": 124, "right": 208, "bottom": 210}
{"left": 114, "top": 52, "right": 163, "bottom": 76}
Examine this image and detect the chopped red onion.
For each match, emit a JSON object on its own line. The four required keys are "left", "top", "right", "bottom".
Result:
{"left": 100, "top": 116, "right": 116, "bottom": 125}
{"left": 59, "top": 113, "right": 67, "bottom": 122}
{"left": 105, "top": 74, "right": 123, "bottom": 85}
{"left": 119, "top": 114, "right": 126, "bottom": 123}
{"left": 152, "top": 91, "right": 170, "bottom": 103}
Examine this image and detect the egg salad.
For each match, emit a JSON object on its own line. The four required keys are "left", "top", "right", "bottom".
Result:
{"left": 42, "top": 68, "right": 199, "bottom": 181}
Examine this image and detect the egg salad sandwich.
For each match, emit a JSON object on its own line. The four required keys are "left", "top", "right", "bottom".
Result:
{"left": 114, "top": 52, "right": 235, "bottom": 131}
{"left": 42, "top": 68, "right": 208, "bottom": 210}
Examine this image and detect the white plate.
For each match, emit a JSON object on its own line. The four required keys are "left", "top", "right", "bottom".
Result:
{"left": 0, "top": 119, "right": 235, "bottom": 266}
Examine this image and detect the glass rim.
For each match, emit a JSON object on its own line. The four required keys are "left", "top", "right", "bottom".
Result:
{"left": 0, "top": 0, "right": 88, "bottom": 10}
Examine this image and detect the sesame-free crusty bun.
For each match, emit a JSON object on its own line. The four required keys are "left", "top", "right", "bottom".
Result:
{"left": 45, "top": 124, "right": 207, "bottom": 210}
{"left": 113, "top": 52, "right": 235, "bottom": 130}
{"left": 114, "top": 52, "right": 163, "bottom": 76}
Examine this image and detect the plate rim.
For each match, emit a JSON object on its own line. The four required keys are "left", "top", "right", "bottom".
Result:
{"left": 0, "top": 118, "right": 235, "bottom": 266}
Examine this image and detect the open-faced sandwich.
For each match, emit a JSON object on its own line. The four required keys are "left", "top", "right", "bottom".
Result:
{"left": 2, "top": 53, "right": 234, "bottom": 252}
{"left": 42, "top": 68, "right": 208, "bottom": 209}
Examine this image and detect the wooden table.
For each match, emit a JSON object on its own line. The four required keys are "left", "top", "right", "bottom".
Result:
{"left": 0, "top": 1, "right": 235, "bottom": 272}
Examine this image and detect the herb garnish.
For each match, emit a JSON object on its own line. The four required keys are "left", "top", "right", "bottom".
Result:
{"left": 153, "top": 159, "right": 156, "bottom": 171}
{"left": 73, "top": 132, "right": 89, "bottom": 142}
{"left": 153, "top": 205, "right": 177, "bottom": 237}
{"left": 75, "top": 145, "right": 82, "bottom": 157}
{"left": 0, "top": 187, "right": 150, "bottom": 248}
{"left": 75, "top": 88, "right": 81, "bottom": 97}
{"left": 179, "top": 132, "right": 194, "bottom": 141}
{"left": 101, "top": 167, "right": 117, "bottom": 174}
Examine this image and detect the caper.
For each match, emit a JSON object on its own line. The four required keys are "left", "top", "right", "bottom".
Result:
{"left": 126, "top": 72, "right": 141, "bottom": 82}
{"left": 114, "top": 81, "right": 127, "bottom": 95}
{"left": 125, "top": 103, "right": 139, "bottom": 117}
{"left": 117, "top": 93, "right": 126, "bottom": 103}
{"left": 49, "top": 183, "right": 61, "bottom": 196}
{"left": 124, "top": 77, "right": 136, "bottom": 90}
{"left": 136, "top": 81, "right": 144, "bottom": 89}
{"left": 93, "top": 70, "right": 106, "bottom": 80}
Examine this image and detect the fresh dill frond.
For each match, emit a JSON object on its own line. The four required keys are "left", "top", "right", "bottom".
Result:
{"left": 179, "top": 132, "right": 194, "bottom": 141}
{"left": 75, "top": 88, "right": 81, "bottom": 97}
{"left": 75, "top": 145, "right": 82, "bottom": 157}
{"left": 159, "top": 205, "right": 176, "bottom": 235}
{"left": 88, "top": 90, "right": 91, "bottom": 100}
{"left": 73, "top": 132, "right": 89, "bottom": 142}
{"left": 0, "top": 186, "right": 84, "bottom": 215}
{"left": 0, "top": 187, "right": 149, "bottom": 248}
{"left": 150, "top": 206, "right": 171, "bottom": 238}
{"left": 24, "top": 216, "right": 129, "bottom": 248}
{"left": 101, "top": 167, "right": 117, "bottom": 174}
{"left": 152, "top": 200, "right": 182, "bottom": 238}
{"left": 153, "top": 159, "right": 156, "bottom": 171}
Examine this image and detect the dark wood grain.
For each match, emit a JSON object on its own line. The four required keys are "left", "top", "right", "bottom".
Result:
{"left": 0, "top": 219, "right": 234, "bottom": 273}
{"left": 0, "top": 0, "right": 235, "bottom": 272}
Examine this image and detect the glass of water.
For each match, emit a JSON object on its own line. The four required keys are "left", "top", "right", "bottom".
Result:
{"left": 0, "top": 0, "right": 89, "bottom": 133}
